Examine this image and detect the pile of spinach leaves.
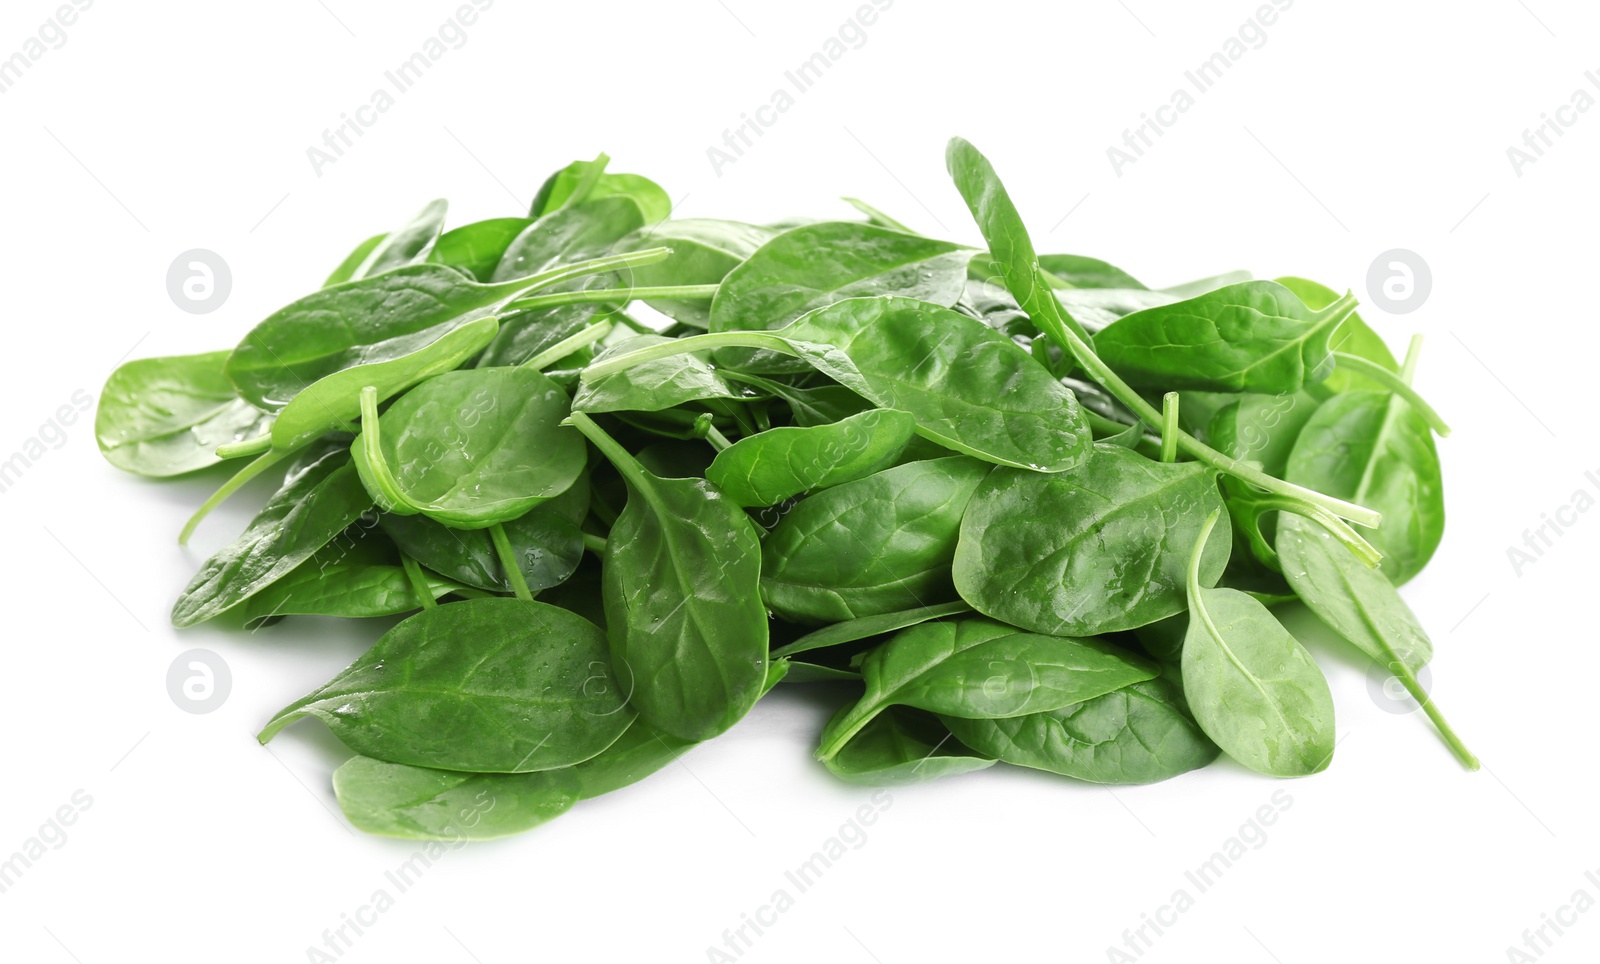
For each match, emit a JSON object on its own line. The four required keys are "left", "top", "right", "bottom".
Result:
{"left": 98, "top": 144, "right": 1475, "bottom": 841}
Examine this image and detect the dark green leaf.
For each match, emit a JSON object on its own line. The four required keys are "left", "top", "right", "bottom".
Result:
{"left": 706, "top": 408, "right": 919, "bottom": 507}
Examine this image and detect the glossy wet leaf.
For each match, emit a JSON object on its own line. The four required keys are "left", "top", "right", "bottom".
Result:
{"left": 237, "top": 534, "right": 464, "bottom": 623}
{"left": 1285, "top": 390, "right": 1443, "bottom": 585}
{"left": 356, "top": 199, "right": 448, "bottom": 278}
{"left": 226, "top": 264, "right": 560, "bottom": 412}
{"left": 532, "top": 160, "right": 671, "bottom": 224}
{"left": 172, "top": 443, "right": 372, "bottom": 627}
{"left": 333, "top": 756, "right": 581, "bottom": 840}
{"left": 379, "top": 473, "right": 588, "bottom": 593}
{"left": 258, "top": 597, "right": 634, "bottom": 772}
{"left": 1276, "top": 514, "right": 1434, "bottom": 668}
{"left": 817, "top": 617, "right": 1157, "bottom": 759}
{"left": 706, "top": 408, "right": 919, "bottom": 507}
{"left": 943, "top": 676, "right": 1219, "bottom": 784}
{"left": 1275, "top": 276, "right": 1399, "bottom": 395}
{"left": 352, "top": 367, "right": 586, "bottom": 528}
{"left": 490, "top": 197, "right": 644, "bottom": 283}
{"left": 96, "top": 351, "right": 272, "bottom": 476}
{"left": 1184, "top": 515, "right": 1336, "bottom": 777}
{"left": 822, "top": 707, "right": 995, "bottom": 786}
{"left": 761, "top": 457, "right": 990, "bottom": 624}
{"left": 1038, "top": 253, "right": 1146, "bottom": 291}
{"left": 269, "top": 315, "right": 498, "bottom": 451}
{"left": 573, "top": 335, "right": 741, "bottom": 414}
{"left": 574, "top": 414, "right": 769, "bottom": 742}
{"left": 954, "top": 445, "right": 1230, "bottom": 636}
{"left": 325, "top": 233, "right": 386, "bottom": 287}
{"left": 782, "top": 296, "right": 1092, "bottom": 472}
{"left": 709, "top": 221, "right": 972, "bottom": 371}
{"left": 1094, "top": 281, "right": 1357, "bottom": 394}
{"left": 428, "top": 217, "right": 533, "bottom": 281}
{"left": 771, "top": 600, "right": 972, "bottom": 659}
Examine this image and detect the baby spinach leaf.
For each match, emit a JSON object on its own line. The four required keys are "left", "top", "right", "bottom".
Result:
{"left": 1183, "top": 513, "right": 1336, "bottom": 777}
{"left": 258, "top": 596, "right": 634, "bottom": 772}
{"left": 490, "top": 197, "right": 645, "bottom": 283}
{"left": 771, "top": 600, "right": 973, "bottom": 659}
{"left": 954, "top": 444, "right": 1230, "bottom": 636}
{"left": 236, "top": 534, "right": 464, "bottom": 624}
{"left": 325, "top": 233, "right": 386, "bottom": 287}
{"left": 761, "top": 457, "right": 990, "bottom": 624}
{"left": 1094, "top": 281, "right": 1359, "bottom": 394}
{"left": 1275, "top": 276, "right": 1399, "bottom": 395}
{"left": 573, "top": 335, "right": 742, "bottom": 414}
{"left": 617, "top": 219, "right": 774, "bottom": 327}
{"left": 817, "top": 617, "right": 1157, "bottom": 759}
{"left": 332, "top": 756, "right": 581, "bottom": 840}
{"left": 705, "top": 408, "right": 919, "bottom": 507}
{"left": 781, "top": 296, "right": 1092, "bottom": 472}
{"left": 96, "top": 351, "right": 273, "bottom": 477}
{"left": 172, "top": 443, "right": 372, "bottom": 627}
{"left": 822, "top": 707, "right": 995, "bottom": 786}
{"left": 1037, "top": 253, "right": 1147, "bottom": 291}
{"left": 379, "top": 473, "right": 588, "bottom": 594}
{"left": 709, "top": 221, "right": 973, "bottom": 371}
{"left": 532, "top": 159, "right": 671, "bottom": 223}
{"left": 570, "top": 413, "right": 769, "bottom": 742}
{"left": 428, "top": 217, "right": 534, "bottom": 281}
{"left": 942, "top": 676, "right": 1219, "bottom": 784}
{"left": 268, "top": 314, "right": 499, "bottom": 452}
{"left": 1284, "top": 390, "right": 1443, "bottom": 585}
{"left": 355, "top": 199, "right": 448, "bottom": 278}
{"left": 352, "top": 368, "right": 586, "bottom": 529}
{"left": 721, "top": 372, "right": 873, "bottom": 427}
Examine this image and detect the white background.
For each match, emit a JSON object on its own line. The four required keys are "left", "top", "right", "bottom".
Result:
{"left": 1, "top": 1, "right": 1595, "bottom": 962}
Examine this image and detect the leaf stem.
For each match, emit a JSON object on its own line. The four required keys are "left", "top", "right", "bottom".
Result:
{"left": 518, "top": 321, "right": 614, "bottom": 372}
{"left": 581, "top": 532, "right": 608, "bottom": 556}
{"left": 399, "top": 553, "right": 437, "bottom": 611}
{"left": 1333, "top": 351, "right": 1451, "bottom": 437}
{"left": 487, "top": 247, "right": 673, "bottom": 304}
{"left": 357, "top": 386, "right": 419, "bottom": 514}
{"left": 215, "top": 433, "right": 272, "bottom": 460}
{"left": 1377, "top": 646, "right": 1480, "bottom": 770}
{"left": 503, "top": 284, "right": 719, "bottom": 315}
{"left": 178, "top": 448, "right": 290, "bottom": 545}
{"left": 581, "top": 331, "right": 799, "bottom": 380}
{"left": 1160, "top": 392, "right": 1179, "bottom": 463}
{"left": 488, "top": 523, "right": 533, "bottom": 602}
{"left": 1187, "top": 510, "right": 1221, "bottom": 599}
{"left": 1033, "top": 268, "right": 1382, "bottom": 529}
{"left": 1249, "top": 497, "right": 1383, "bottom": 568}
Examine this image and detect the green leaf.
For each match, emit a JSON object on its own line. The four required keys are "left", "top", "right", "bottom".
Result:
{"left": 172, "top": 443, "right": 372, "bottom": 627}
{"left": 1037, "top": 253, "right": 1146, "bottom": 290}
{"left": 705, "top": 408, "right": 919, "bottom": 507}
{"left": 1093, "top": 281, "right": 1359, "bottom": 394}
{"left": 324, "top": 233, "right": 386, "bottom": 288}
{"left": 573, "top": 335, "right": 742, "bottom": 414}
{"left": 355, "top": 199, "right": 448, "bottom": 278}
{"left": 572, "top": 413, "right": 769, "bottom": 742}
{"left": 1284, "top": 391, "right": 1443, "bottom": 585}
{"left": 351, "top": 367, "right": 586, "bottom": 529}
{"left": 1275, "top": 276, "right": 1399, "bottom": 395}
{"left": 771, "top": 601, "right": 973, "bottom": 660}
{"left": 817, "top": 617, "right": 1157, "bottom": 759}
{"left": 761, "top": 457, "right": 990, "bottom": 624}
{"left": 490, "top": 197, "right": 645, "bottom": 283}
{"left": 1183, "top": 514, "right": 1336, "bottom": 777}
{"left": 616, "top": 219, "right": 773, "bottom": 327}
{"left": 942, "top": 676, "right": 1219, "bottom": 784}
{"left": 258, "top": 597, "right": 635, "bottom": 772}
{"left": 332, "top": 756, "right": 581, "bottom": 840}
{"left": 782, "top": 296, "right": 1092, "bottom": 472}
{"left": 532, "top": 160, "right": 671, "bottom": 223}
{"left": 236, "top": 534, "right": 464, "bottom": 624}
{"left": 822, "top": 707, "right": 995, "bottom": 786}
{"left": 428, "top": 217, "right": 534, "bottom": 281}
{"left": 96, "top": 351, "right": 272, "bottom": 477}
{"left": 954, "top": 445, "right": 1230, "bottom": 636}
{"left": 709, "top": 221, "right": 973, "bottom": 371}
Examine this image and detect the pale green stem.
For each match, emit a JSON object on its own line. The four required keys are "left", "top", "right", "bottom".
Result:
{"left": 1160, "top": 392, "right": 1180, "bottom": 463}
{"left": 179, "top": 448, "right": 290, "bottom": 545}
{"left": 215, "top": 433, "right": 272, "bottom": 460}
{"left": 581, "top": 532, "right": 608, "bottom": 556}
{"left": 503, "top": 284, "right": 719, "bottom": 315}
{"left": 518, "top": 321, "right": 615, "bottom": 372}
{"left": 1333, "top": 351, "right": 1451, "bottom": 437}
{"left": 400, "top": 554, "right": 436, "bottom": 611}
{"left": 488, "top": 523, "right": 533, "bottom": 602}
